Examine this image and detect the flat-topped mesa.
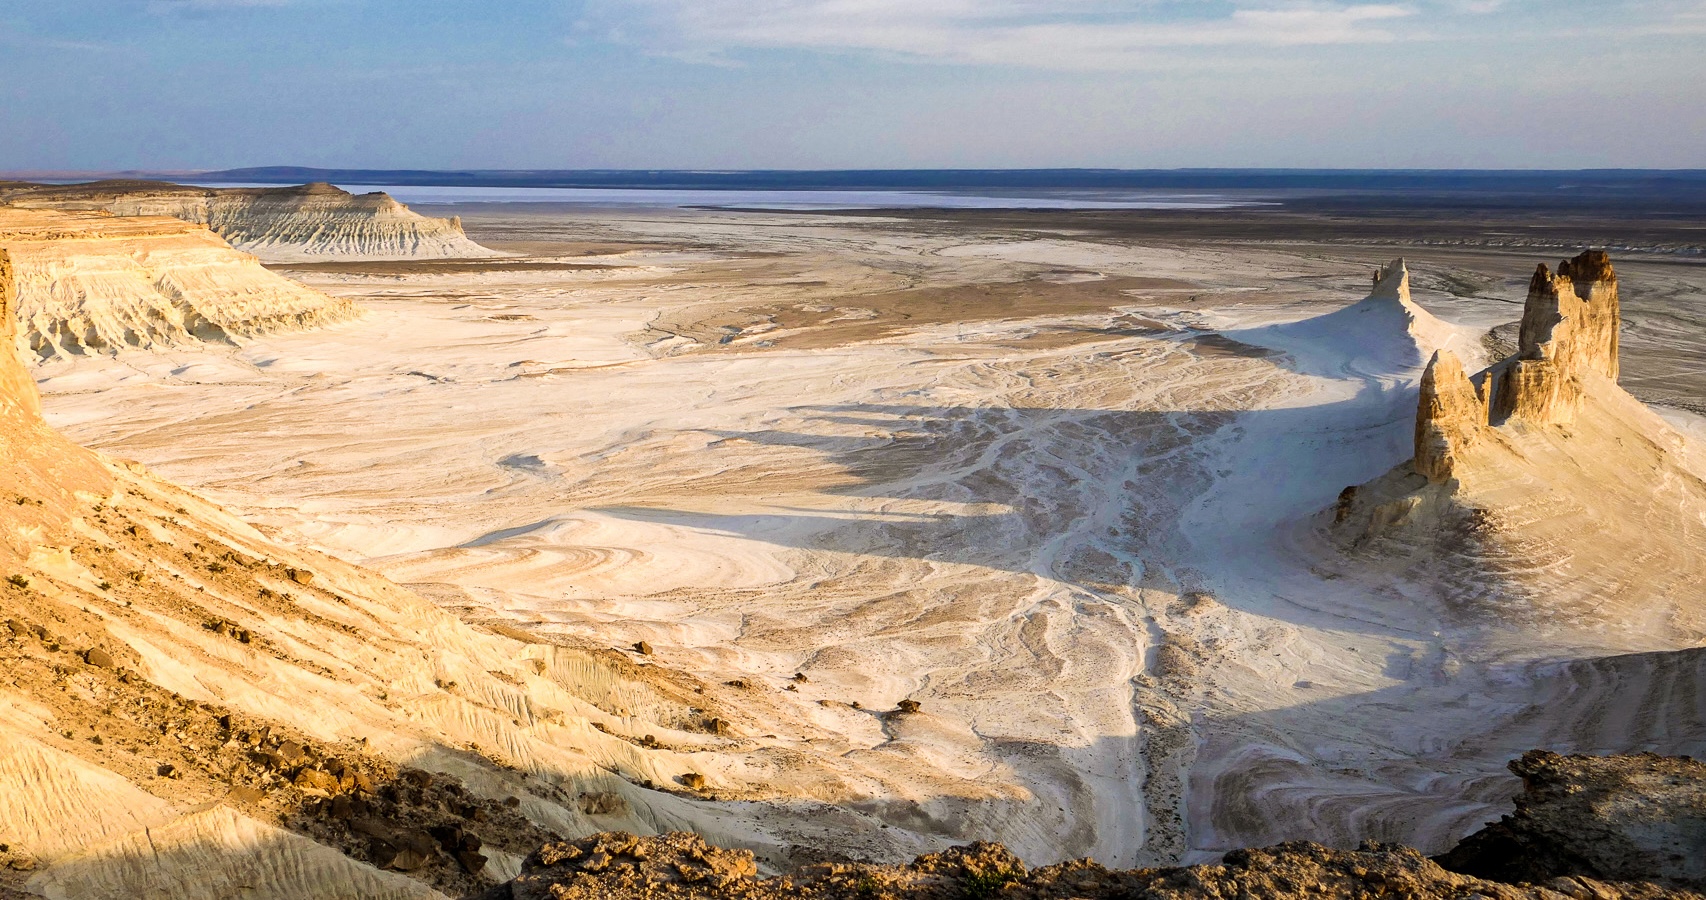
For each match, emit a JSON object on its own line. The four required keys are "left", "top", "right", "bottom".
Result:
{"left": 1414, "top": 349, "right": 1487, "bottom": 483}
{"left": 0, "top": 207, "right": 360, "bottom": 358}
{"left": 0, "top": 179, "right": 498, "bottom": 262}
{"left": 1488, "top": 250, "right": 1621, "bottom": 426}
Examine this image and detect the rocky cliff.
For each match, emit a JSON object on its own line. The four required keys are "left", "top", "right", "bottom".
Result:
{"left": 1327, "top": 251, "right": 1706, "bottom": 640}
{"left": 0, "top": 180, "right": 496, "bottom": 262}
{"left": 0, "top": 207, "right": 359, "bottom": 358}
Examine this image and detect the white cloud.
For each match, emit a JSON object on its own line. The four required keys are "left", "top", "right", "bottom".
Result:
{"left": 585, "top": 1, "right": 1423, "bottom": 69}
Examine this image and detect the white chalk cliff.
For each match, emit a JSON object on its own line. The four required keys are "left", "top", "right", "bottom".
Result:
{"left": 1330, "top": 252, "right": 1706, "bottom": 642}
{"left": 0, "top": 181, "right": 497, "bottom": 262}
{"left": 0, "top": 208, "right": 359, "bottom": 359}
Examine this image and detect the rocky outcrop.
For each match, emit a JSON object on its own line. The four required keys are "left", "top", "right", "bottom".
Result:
{"left": 1438, "top": 751, "right": 1706, "bottom": 890}
{"left": 1326, "top": 251, "right": 1706, "bottom": 636}
{"left": 1487, "top": 250, "right": 1620, "bottom": 426}
{"left": 1414, "top": 349, "right": 1487, "bottom": 483}
{"left": 0, "top": 207, "right": 359, "bottom": 358}
{"left": 479, "top": 801, "right": 1703, "bottom": 900}
{"left": 0, "top": 180, "right": 497, "bottom": 262}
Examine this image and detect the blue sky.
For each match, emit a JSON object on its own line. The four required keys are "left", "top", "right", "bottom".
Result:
{"left": 1, "top": 0, "right": 1702, "bottom": 170}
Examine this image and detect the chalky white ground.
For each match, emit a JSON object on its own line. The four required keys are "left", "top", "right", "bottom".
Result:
{"left": 33, "top": 209, "right": 1706, "bottom": 868}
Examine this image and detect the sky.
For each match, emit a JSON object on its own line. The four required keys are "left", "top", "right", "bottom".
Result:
{"left": 0, "top": 0, "right": 1703, "bottom": 171}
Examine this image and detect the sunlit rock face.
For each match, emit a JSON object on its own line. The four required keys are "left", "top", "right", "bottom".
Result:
{"left": 1487, "top": 250, "right": 1621, "bottom": 427}
{"left": 0, "top": 180, "right": 497, "bottom": 262}
{"left": 0, "top": 207, "right": 359, "bottom": 358}
{"left": 1332, "top": 250, "right": 1706, "bottom": 641}
{"left": 1413, "top": 350, "right": 1486, "bottom": 484}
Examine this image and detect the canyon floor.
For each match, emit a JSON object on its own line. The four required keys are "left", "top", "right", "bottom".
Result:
{"left": 31, "top": 205, "right": 1706, "bottom": 871}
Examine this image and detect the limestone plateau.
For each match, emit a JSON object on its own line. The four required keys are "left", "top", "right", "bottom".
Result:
{"left": 0, "top": 180, "right": 496, "bottom": 262}
{"left": 0, "top": 207, "right": 358, "bottom": 358}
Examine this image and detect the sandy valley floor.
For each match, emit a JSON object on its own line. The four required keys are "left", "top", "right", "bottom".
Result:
{"left": 30, "top": 206, "right": 1706, "bottom": 868}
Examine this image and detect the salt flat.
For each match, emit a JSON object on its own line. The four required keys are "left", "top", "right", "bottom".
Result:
{"left": 32, "top": 207, "right": 1706, "bottom": 868}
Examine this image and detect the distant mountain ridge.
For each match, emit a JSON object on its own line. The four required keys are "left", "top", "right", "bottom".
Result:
{"left": 152, "top": 166, "right": 1706, "bottom": 198}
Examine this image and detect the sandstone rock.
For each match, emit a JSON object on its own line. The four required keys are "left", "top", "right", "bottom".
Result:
{"left": 679, "top": 773, "right": 706, "bottom": 790}
{"left": 633, "top": 640, "right": 653, "bottom": 656}
{"left": 293, "top": 767, "right": 340, "bottom": 794}
{"left": 1489, "top": 250, "right": 1621, "bottom": 426}
{"left": 1437, "top": 750, "right": 1706, "bottom": 889}
{"left": 1414, "top": 349, "right": 1488, "bottom": 483}
{"left": 895, "top": 699, "right": 922, "bottom": 714}
{"left": 486, "top": 828, "right": 1697, "bottom": 900}
{"left": 83, "top": 647, "right": 115, "bottom": 669}
{"left": 579, "top": 791, "right": 626, "bottom": 816}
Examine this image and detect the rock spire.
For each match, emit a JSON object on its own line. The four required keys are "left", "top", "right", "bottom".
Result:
{"left": 1412, "top": 250, "right": 1621, "bottom": 482}
{"left": 1488, "top": 250, "right": 1621, "bottom": 426}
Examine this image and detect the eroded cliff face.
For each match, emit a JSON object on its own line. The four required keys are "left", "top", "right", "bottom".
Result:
{"left": 1413, "top": 349, "right": 1487, "bottom": 483}
{"left": 0, "top": 207, "right": 359, "bottom": 358}
{"left": 1413, "top": 250, "right": 1623, "bottom": 479}
{"left": 1327, "top": 251, "right": 1706, "bottom": 640}
{"left": 0, "top": 180, "right": 497, "bottom": 262}
{"left": 1486, "top": 251, "right": 1622, "bottom": 427}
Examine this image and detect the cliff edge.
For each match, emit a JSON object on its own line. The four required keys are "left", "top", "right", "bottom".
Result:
{"left": 0, "top": 253, "right": 737, "bottom": 899}
{"left": 0, "top": 207, "right": 359, "bottom": 358}
{"left": 0, "top": 180, "right": 497, "bottom": 262}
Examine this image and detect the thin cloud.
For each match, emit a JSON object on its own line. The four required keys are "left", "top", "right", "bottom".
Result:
{"left": 146, "top": 0, "right": 292, "bottom": 11}
{"left": 586, "top": 1, "right": 1423, "bottom": 69}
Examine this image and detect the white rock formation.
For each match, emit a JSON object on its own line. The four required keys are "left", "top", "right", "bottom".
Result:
{"left": 0, "top": 208, "right": 359, "bottom": 358}
{"left": 0, "top": 181, "right": 497, "bottom": 262}
{"left": 1331, "top": 251, "right": 1706, "bottom": 641}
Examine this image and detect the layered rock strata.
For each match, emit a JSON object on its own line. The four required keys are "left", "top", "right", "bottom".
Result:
{"left": 1328, "top": 251, "right": 1706, "bottom": 637}
{"left": 0, "top": 180, "right": 496, "bottom": 262}
{"left": 0, "top": 258, "right": 723, "bottom": 899}
{"left": 0, "top": 207, "right": 358, "bottom": 358}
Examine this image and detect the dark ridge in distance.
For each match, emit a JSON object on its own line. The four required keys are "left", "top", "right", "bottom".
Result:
{"left": 163, "top": 166, "right": 1706, "bottom": 197}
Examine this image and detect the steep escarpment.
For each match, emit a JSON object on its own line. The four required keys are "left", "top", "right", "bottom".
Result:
{"left": 0, "top": 255, "right": 738, "bottom": 899}
{"left": 1327, "top": 251, "right": 1706, "bottom": 640}
{"left": 0, "top": 180, "right": 496, "bottom": 262}
{"left": 0, "top": 207, "right": 358, "bottom": 358}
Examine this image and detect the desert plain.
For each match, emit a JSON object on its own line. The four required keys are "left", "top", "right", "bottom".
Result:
{"left": 23, "top": 199, "right": 1706, "bottom": 877}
